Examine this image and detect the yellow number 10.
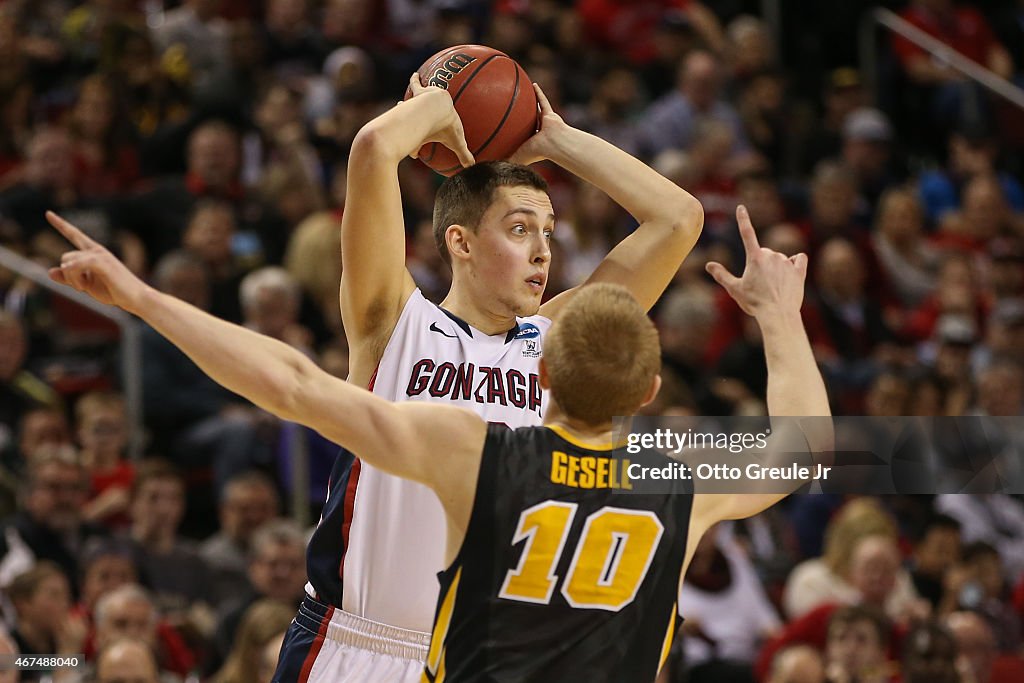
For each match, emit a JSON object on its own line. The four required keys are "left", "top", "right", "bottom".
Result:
{"left": 498, "top": 501, "right": 664, "bottom": 611}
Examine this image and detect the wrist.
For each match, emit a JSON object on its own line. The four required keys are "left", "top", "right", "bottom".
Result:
{"left": 754, "top": 308, "right": 803, "bottom": 332}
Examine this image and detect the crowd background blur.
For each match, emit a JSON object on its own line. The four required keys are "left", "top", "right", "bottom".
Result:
{"left": 0, "top": 0, "right": 1023, "bottom": 681}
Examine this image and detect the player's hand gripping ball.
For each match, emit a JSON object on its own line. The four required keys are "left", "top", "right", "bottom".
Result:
{"left": 405, "top": 44, "right": 539, "bottom": 176}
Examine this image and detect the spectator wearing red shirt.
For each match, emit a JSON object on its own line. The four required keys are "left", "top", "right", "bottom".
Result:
{"left": 75, "top": 392, "right": 134, "bottom": 530}
{"left": 576, "top": 0, "right": 725, "bottom": 65}
{"left": 892, "top": 0, "right": 1013, "bottom": 85}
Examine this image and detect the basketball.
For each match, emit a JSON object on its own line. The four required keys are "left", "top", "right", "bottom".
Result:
{"left": 405, "top": 44, "right": 539, "bottom": 176}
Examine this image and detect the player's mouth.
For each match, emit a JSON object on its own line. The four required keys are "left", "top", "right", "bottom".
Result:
{"left": 525, "top": 274, "right": 546, "bottom": 292}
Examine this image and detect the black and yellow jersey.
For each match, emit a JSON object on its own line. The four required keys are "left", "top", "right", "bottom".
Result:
{"left": 422, "top": 424, "right": 694, "bottom": 683}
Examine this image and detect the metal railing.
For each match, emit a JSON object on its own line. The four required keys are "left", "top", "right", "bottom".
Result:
{"left": 0, "top": 245, "right": 144, "bottom": 459}
{"left": 860, "top": 7, "right": 1024, "bottom": 111}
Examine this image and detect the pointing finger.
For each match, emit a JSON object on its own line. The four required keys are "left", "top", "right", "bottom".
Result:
{"left": 533, "top": 83, "right": 553, "bottom": 116}
{"left": 736, "top": 205, "right": 761, "bottom": 261}
{"left": 46, "top": 211, "right": 96, "bottom": 251}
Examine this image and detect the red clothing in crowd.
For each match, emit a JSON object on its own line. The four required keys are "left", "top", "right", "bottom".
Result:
{"left": 892, "top": 4, "right": 1001, "bottom": 68}
{"left": 577, "top": 0, "right": 692, "bottom": 64}
{"left": 88, "top": 460, "right": 136, "bottom": 529}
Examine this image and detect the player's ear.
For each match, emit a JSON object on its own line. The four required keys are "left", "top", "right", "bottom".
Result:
{"left": 538, "top": 358, "right": 551, "bottom": 391}
{"left": 446, "top": 224, "right": 471, "bottom": 262}
{"left": 638, "top": 374, "right": 661, "bottom": 409}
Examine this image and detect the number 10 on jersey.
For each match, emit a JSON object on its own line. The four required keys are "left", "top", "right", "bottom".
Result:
{"left": 498, "top": 501, "right": 664, "bottom": 611}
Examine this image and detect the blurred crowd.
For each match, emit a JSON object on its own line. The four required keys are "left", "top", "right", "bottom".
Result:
{"left": 0, "top": 0, "right": 1023, "bottom": 682}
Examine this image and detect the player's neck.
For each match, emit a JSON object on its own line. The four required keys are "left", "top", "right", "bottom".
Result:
{"left": 544, "top": 404, "right": 615, "bottom": 446}
{"left": 440, "top": 290, "right": 517, "bottom": 336}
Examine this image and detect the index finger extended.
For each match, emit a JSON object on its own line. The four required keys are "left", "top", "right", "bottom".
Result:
{"left": 533, "top": 83, "right": 553, "bottom": 116}
{"left": 736, "top": 204, "right": 760, "bottom": 259}
{"left": 46, "top": 211, "right": 96, "bottom": 250}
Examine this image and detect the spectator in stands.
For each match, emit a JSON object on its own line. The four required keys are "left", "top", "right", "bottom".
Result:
{"left": 678, "top": 524, "right": 781, "bottom": 678}
{"left": 901, "top": 621, "right": 959, "bottom": 683}
{"left": 74, "top": 392, "right": 133, "bottom": 529}
{"left": 938, "top": 542, "right": 1021, "bottom": 653}
{"left": 92, "top": 584, "right": 194, "bottom": 678}
{"left": 239, "top": 266, "right": 313, "bottom": 355}
{"left": 67, "top": 75, "right": 141, "bottom": 200}
{"left": 812, "top": 238, "right": 894, "bottom": 376}
{"left": 151, "top": 0, "right": 231, "bottom": 97}
{"left": 938, "top": 174, "right": 1024, "bottom": 252}
{"left": 94, "top": 639, "right": 161, "bottom": 683}
{"left": 800, "top": 68, "right": 868, "bottom": 175}
{"left": 211, "top": 599, "right": 293, "bottom": 683}
{"left": 783, "top": 498, "right": 921, "bottom": 621}
{"left": 943, "top": 611, "right": 1000, "bottom": 683}
{"left": 181, "top": 200, "right": 247, "bottom": 323}
{"left": 116, "top": 121, "right": 288, "bottom": 266}
{"left": 565, "top": 67, "right": 644, "bottom": 158}
{"left": 198, "top": 470, "right": 280, "bottom": 606}
{"left": 936, "top": 494, "right": 1024, "bottom": 583}
{"left": 840, "top": 107, "right": 900, "bottom": 211}
{"left": 892, "top": 0, "right": 1013, "bottom": 134}
{"left": 910, "top": 514, "right": 962, "bottom": 609}
{"left": 261, "top": 0, "right": 325, "bottom": 76}
{"left": 872, "top": 188, "right": 940, "bottom": 309}
{"left": 212, "top": 520, "right": 305, "bottom": 666}
{"left": 74, "top": 537, "right": 139, "bottom": 625}
{"left": 636, "top": 50, "right": 750, "bottom": 160}
{"left": 128, "top": 459, "right": 213, "bottom": 629}
{"left": 918, "top": 131, "right": 1024, "bottom": 227}
{"left": 140, "top": 250, "right": 271, "bottom": 496}
{"left": 5, "top": 562, "right": 78, "bottom": 664}
{"left": 823, "top": 605, "right": 893, "bottom": 683}
{"left": 9, "top": 407, "right": 70, "bottom": 474}
{"left": 765, "top": 645, "right": 824, "bottom": 683}
{"left": 0, "top": 448, "right": 106, "bottom": 595}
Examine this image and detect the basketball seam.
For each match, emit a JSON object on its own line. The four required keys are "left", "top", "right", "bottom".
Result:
{"left": 451, "top": 54, "right": 503, "bottom": 104}
{"left": 437, "top": 62, "right": 522, "bottom": 175}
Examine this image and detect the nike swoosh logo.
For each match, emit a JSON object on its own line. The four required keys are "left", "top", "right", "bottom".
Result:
{"left": 429, "top": 322, "right": 458, "bottom": 338}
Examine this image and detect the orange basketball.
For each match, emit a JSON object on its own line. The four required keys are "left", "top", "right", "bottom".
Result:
{"left": 405, "top": 44, "right": 539, "bottom": 176}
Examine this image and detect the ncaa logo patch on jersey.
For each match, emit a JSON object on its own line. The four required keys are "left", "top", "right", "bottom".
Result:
{"left": 515, "top": 323, "right": 541, "bottom": 340}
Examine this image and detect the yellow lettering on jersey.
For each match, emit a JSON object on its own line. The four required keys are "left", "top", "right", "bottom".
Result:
{"left": 426, "top": 567, "right": 462, "bottom": 678}
{"left": 499, "top": 501, "right": 578, "bottom": 603}
{"left": 562, "top": 508, "right": 664, "bottom": 611}
{"left": 549, "top": 453, "right": 632, "bottom": 489}
{"left": 578, "top": 456, "right": 596, "bottom": 488}
{"left": 551, "top": 451, "right": 568, "bottom": 485}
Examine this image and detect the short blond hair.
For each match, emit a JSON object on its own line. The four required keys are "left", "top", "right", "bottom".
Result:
{"left": 544, "top": 284, "right": 660, "bottom": 424}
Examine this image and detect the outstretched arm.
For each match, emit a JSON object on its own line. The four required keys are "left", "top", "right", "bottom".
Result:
{"left": 341, "top": 77, "right": 474, "bottom": 383}
{"left": 515, "top": 85, "right": 704, "bottom": 317}
{"left": 693, "top": 206, "right": 832, "bottom": 525}
{"left": 47, "top": 212, "right": 485, "bottom": 506}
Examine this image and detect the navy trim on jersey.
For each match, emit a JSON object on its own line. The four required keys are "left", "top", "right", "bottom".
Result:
{"left": 437, "top": 305, "right": 523, "bottom": 344}
{"left": 271, "top": 596, "right": 335, "bottom": 683}
{"left": 305, "top": 448, "right": 357, "bottom": 607}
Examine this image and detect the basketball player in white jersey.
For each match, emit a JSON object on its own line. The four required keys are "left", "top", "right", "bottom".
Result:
{"left": 275, "top": 72, "right": 704, "bottom": 682}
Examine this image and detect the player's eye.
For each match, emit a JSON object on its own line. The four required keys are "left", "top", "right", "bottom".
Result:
{"left": 543, "top": 228, "right": 553, "bottom": 240}
{"left": 511, "top": 224, "right": 526, "bottom": 235}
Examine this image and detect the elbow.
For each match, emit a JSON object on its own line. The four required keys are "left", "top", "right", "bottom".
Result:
{"left": 667, "top": 198, "right": 704, "bottom": 240}
{"left": 351, "top": 126, "right": 397, "bottom": 163}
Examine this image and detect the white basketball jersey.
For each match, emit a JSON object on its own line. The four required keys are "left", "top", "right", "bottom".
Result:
{"left": 341, "top": 289, "right": 551, "bottom": 631}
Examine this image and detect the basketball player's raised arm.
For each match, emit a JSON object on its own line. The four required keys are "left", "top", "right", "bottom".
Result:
{"left": 341, "top": 78, "right": 474, "bottom": 379}
{"left": 512, "top": 85, "right": 704, "bottom": 317}
{"left": 693, "top": 206, "right": 833, "bottom": 526}
{"left": 46, "top": 211, "right": 484, "bottom": 512}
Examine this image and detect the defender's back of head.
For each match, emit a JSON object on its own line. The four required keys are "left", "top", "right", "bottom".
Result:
{"left": 543, "top": 284, "right": 661, "bottom": 425}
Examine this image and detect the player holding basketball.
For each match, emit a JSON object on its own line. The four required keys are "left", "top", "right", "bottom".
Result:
{"left": 267, "top": 71, "right": 704, "bottom": 681}
{"left": 46, "top": 204, "right": 828, "bottom": 683}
